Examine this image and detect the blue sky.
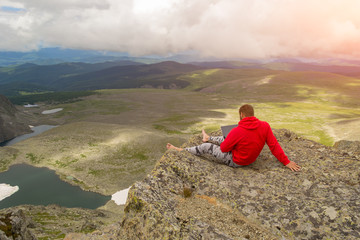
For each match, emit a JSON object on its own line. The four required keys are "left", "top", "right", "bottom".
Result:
{"left": 0, "top": 6, "right": 24, "bottom": 12}
{"left": 1, "top": 0, "right": 360, "bottom": 60}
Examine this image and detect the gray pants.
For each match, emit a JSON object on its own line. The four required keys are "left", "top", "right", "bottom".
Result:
{"left": 185, "top": 136, "right": 242, "bottom": 168}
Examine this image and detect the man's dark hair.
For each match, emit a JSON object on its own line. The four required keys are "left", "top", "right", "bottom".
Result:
{"left": 239, "top": 104, "right": 254, "bottom": 117}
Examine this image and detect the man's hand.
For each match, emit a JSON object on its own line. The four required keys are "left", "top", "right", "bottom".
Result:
{"left": 286, "top": 161, "right": 301, "bottom": 172}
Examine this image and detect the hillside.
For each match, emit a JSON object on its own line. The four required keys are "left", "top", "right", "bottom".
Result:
{"left": 192, "top": 60, "right": 360, "bottom": 77}
{"left": 0, "top": 61, "right": 144, "bottom": 96}
{"left": 52, "top": 61, "right": 205, "bottom": 91}
{"left": 262, "top": 62, "right": 360, "bottom": 77}
{"left": 180, "top": 68, "right": 360, "bottom": 102}
{"left": 0, "top": 95, "right": 31, "bottom": 143}
{"left": 0, "top": 61, "right": 206, "bottom": 95}
{"left": 178, "top": 68, "right": 360, "bottom": 144}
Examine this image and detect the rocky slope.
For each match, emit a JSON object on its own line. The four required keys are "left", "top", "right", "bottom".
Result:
{"left": 2, "top": 129, "right": 360, "bottom": 239}
{"left": 0, "top": 204, "right": 122, "bottom": 240}
{"left": 116, "top": 129, "right": 360, "bottom": 239}
{"left": 0, "top": 209, "right": 36, "bottom": 240}
{"left": 0, "top": 95, "right": 31, "bottom": 143}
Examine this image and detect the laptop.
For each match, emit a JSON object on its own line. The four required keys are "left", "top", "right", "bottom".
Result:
{"left": 221, "top": 124, "right": 238, "bottom": 138}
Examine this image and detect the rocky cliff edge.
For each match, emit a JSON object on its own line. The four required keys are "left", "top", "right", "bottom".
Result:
{"left": 116, "top": 129, "right": 360, "bottom": 240}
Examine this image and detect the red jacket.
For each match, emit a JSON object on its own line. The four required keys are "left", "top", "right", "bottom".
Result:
{"left": 220, "top": 116, "right": 290, "bottom": 166}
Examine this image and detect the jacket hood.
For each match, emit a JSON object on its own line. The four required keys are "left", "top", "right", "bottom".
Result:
{"left": 238, "top": 116, "right": 260, "bottom": 130}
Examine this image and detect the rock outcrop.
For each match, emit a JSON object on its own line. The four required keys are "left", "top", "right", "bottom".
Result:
{"left": 0, "top": 209, "right": 37, "bottom": 240}
{"left": 0, "top": 204, "right": 121, "bottom": 240}
{"left": 0, "top": 95, "right": 31, "bottom": 143}
{"left": 117, "top": 129, "right": 360, "bottom": 239}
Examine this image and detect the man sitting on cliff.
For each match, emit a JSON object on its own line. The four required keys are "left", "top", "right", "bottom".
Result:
{"left": 167, "top": 104, "right": 301, "bottom": 172}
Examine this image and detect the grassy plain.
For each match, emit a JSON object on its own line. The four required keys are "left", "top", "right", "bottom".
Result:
{"left": 1, "top": 67, "right": 360, "bottom": 208}
{"left": 1, "top": 89, "right": 231, "bottom": 196}
{"left": 180, "top": 69, "right": 360, "bottom": 144}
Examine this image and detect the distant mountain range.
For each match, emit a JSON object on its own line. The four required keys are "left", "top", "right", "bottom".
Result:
{"left": 0, "top": 47, "right": 208, "bottom": 66}
{"left": 0, "top": 48, "right": 147, "bottom": 66}
{"left": 0, "top": 60, "right": 143, "bottom": 95}
{"left": 52, "top": 61, "right": 205, "bottom": 91}
{"left": 3, "top": 47, "right": 360, "bottom": 67}
{"left": 0, "top": 61, "right": 206, "bottom": 95}
{"left": 1, "top": 50, "right": 360, "bottom": 97}
{"left": 192, "top": 61, "right": 360, "bottom": 77}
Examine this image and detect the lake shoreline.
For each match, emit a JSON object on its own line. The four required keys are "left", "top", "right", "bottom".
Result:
{"left": 0, "top": 162, "right": 111, "bottom": 195}
{"left": 0, "top": 125, "right": 57, "bottom": 147}
{"left": 0, "top": 163, "right": 111, "bottom": 210}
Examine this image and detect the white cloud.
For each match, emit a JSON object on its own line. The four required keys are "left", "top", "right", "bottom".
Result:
{"left": 0, "top": 0, "right": 24, "bottom": 9}
{"left": 1, "top": 0, "right": 360, "bottom": 59}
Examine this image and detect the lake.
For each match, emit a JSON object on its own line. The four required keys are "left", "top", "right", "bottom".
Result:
{"left": 0, "top": 164, "right": 111, "bottom": 209}
{"left": 0, "top": 125, "right": 111, "bottom": 209}
{"left": 0, "top": 125, "right": 57, "bottom": 147}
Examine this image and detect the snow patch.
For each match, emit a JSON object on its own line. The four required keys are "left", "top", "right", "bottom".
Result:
{"left": 112, "top": 187, "right": 131, "bottom": 205}
{"left": 42, "top": 108, "right": 63, "bottom": 114}
{"left": 24, "top": 104, "right": 39, "bottom": 108}
{"left": 0, "top": 183, "right": 19, "bottom": 201}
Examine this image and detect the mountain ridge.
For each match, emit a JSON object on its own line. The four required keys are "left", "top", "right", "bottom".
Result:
{"left": 2, "top": 59, "right": 360, "bottom": 97}
{"left": 0, "top": 61, "right": 206, "bottom": 95}
{"left": 53, "top": 61, "right": 206, "bottom": 91}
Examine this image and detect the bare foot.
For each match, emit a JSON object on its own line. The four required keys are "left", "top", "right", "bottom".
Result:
{"left": 202, "top": 129, "right": 210, "bottom": 142}
{"left": 166, "top": 143, "right": 183, "bottom": 152}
